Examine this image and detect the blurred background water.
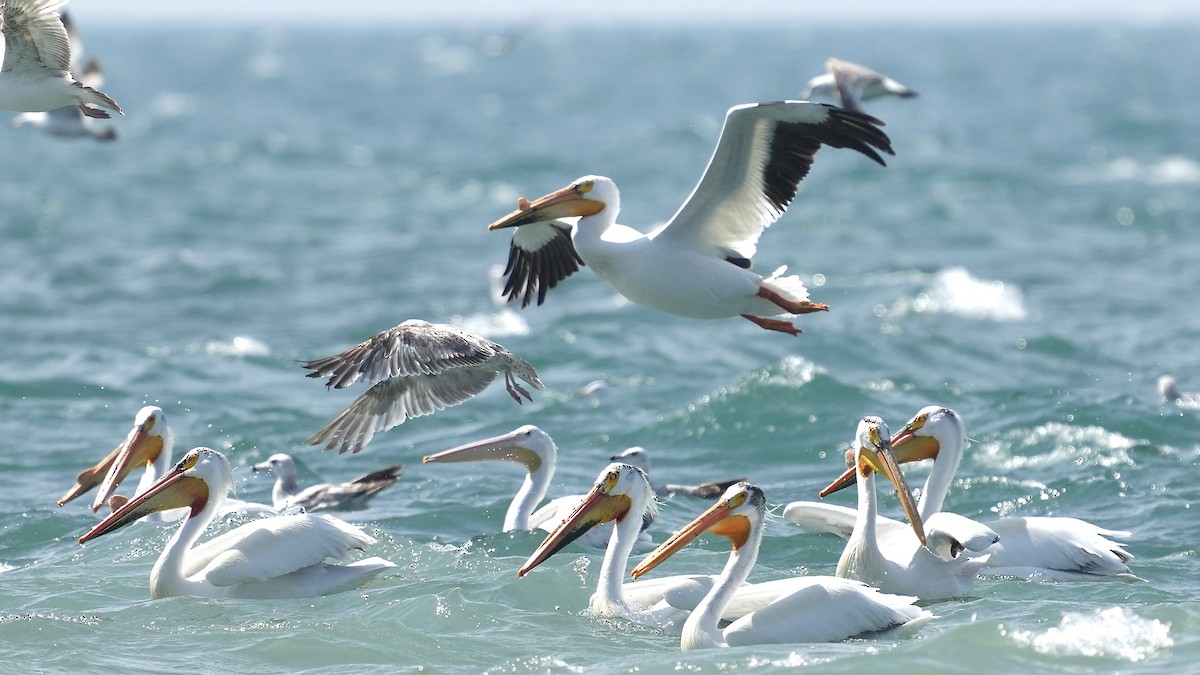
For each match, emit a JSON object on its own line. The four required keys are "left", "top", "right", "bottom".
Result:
{"left": 1, "top": 5, "right": 1198, "bottom": 673}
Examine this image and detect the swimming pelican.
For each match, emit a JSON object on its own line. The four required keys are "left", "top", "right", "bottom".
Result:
{"left": 519, "top": 463, "right": 837, "bottom": 630}
{"left": 78, "top": 448, "right": 394, "bottom": 599}
{"left": 9, "top": 12, "right": 117, "bottom": 140}
{"left": 798, "top": 58, "right": 918, "bottom": 113}
{"left": 0, "top": 0, "right": 122, "bottom": 118}
{"left": 252, "top": 452, "right": 403, "bottom": 512}
{"left": 422, "top": 425, "right": 651, "bottom": 550}
{"left": 812, "top": 407, "right": 1138, "bottom": 582}
{"left": 630, "top": 481, "right": 930, "bottom": 649}
{"left": 609, "top": 447, "right": 744, "bottom": 499}
{"left": 829, "top": 416, "right": 989, "bottom": 601}
{"left": 301, "top": 319, "right": 543, "bottom": 454}
{"left": 58, "top": 406, "right": 173, "bottom": 512}
{"left": 486, "top": 101, "right": 892, "bottom": 335}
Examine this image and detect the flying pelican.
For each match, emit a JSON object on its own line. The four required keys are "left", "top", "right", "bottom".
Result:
{"left": 422, "top": 425, "right": 652, "bottom": 550}
{"left": 486, "top": 101, "right": 892, "bottom": 335}
{"left": 608, "top": 447, "right": 744, "bottom": 499}
{"left": 798, "top": 58, "right": 918, "bottom": 113}
{"left": 301, "top": 319, "right": 543, "bottom": 454}
{"left": 9, "top": 11, "right": 117, "bottom": 140}
{"left": 78, "top": 448, "right": 395, "bottom": 599}
{"left": 0, "top": 0, "right": 122, "bottom": 118}
{"left": 811, "top": 407, "right": 1138, "bottom": 582}
{"left": 252, "top": 453, "right": 404, "bottom": 512}
{"left": 518, "top": 463, "right": 810, "bottom": 629}
{"left": 828, "top": 416, "right": 990, "bottom": 601}
{"left": 58, "top": 406, "right": 173, "bottom": 512}
{"left": 630, "top": 481, "right": 930, "bottom": 649}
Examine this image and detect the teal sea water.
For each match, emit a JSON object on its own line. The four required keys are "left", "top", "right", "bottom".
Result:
{"left": 2, "top": 14, "right": 1199, "bottom": 674}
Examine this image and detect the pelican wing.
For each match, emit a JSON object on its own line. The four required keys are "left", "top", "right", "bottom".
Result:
{"left": 301, "top": 320, "right": 509, "bottom": 390}
{"left": 724, "top": 579, "right": 925, "bottom": 646}
{"left": 499, "top": 219, "right": 585, "bottom": 307}
{"left": 784, "top": 501, "right": 998, "bottom": 560}
{"left": 189, "top": 514, "right": 376, "bottom": 586}
{"left": 654, "top": 101, "right": 892, "bottom": 261}
{"left": 2, "top": 0, "right": 72, "bottom": 76}
{"left": 984, "top": 517, "right": 1133, "bottom": 576}
{"left": 307, "top": 367, "right": 498, "bottom": 454}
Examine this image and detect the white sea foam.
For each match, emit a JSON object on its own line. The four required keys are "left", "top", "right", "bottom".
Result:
{"left": 896, "top": 267, "right": 1028, "bottom": 321}
{"left": 1008, "top": 606, "right": 1172, "bottom": 661}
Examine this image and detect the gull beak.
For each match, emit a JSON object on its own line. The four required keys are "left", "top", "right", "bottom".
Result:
{"left": 89, "top": 423, "right": 165, "bottom": 513}
{"left": 78, "top": 460, "right": 208, "bottom": 544}
{"left": 518, "top": 475, "right": 631, "bottom": 577}
{"left": 858, "top": 427, "right": 926, "bottom": 546}
{"left": 487, "top": 183, "right": 605, "bottom": 231}
{"left": 630, "top": 489, "right": 751, "bottom": 580}
{"left": 423, "top": 429, "right": 542, "bottom": 472}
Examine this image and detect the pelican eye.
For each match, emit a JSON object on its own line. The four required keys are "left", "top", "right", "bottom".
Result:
{"left": 599, "top": 470, "right": 620, "bottom": 494}
{"left": 911, "top": 414, "right": 928, "bottom": 430}
{"left": 575, "top": 180, "right": 594, "bottom": 194}
{"left": 176, "top": 451, "right": 201, "bottom": 472}
{"left": 868, "top": 425, "right": 882, "bottom": 446}
{"left": 725, "top": 490, "right": 748, "bottom": 510}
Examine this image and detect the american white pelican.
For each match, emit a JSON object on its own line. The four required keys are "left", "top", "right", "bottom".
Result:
{"left": 630, "top": 481, "right": 930, "bottom": 649}
{"left": 828, "top": 416, "right": 990, "bottom": 601}
{"left": 78, "top": 447, "right": 394, "bottom": 599}
{"left": 609, "top": 446, "right": 744, "bottom": 499}
{"left": 302, "top": 319, "right": 543, "bottom": 454}
{"left": 58, "top": 406, "right": 173, "bottom": 512}
{"left": 520, "top": 463, "right": 845, "bottom": 631}
{"left": 813, "top": 406, "right": 1138, "bottom": 582}
{"left": 9, "top": 12, "right": 117, "bottom": 140}
{"left": 422, "top": 425, "right": 651, "bottom": 550}
{"left": 252, "top": 452, "right": 403, "bottom": 512}
{"left": 486, "top": 101, "right": 893, "bottom": 335}
{"left": 0, "top": 0, "right": 122, "bottom": 118}
{"left": 798, "top": 58, "right": 918, "bottom": 113}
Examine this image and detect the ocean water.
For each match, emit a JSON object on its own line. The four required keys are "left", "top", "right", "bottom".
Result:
{"left": 2, "top": 14, "right": 1200, "bottom": 674}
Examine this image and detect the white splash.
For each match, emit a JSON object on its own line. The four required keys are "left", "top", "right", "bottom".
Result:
{"left": 196, "top": 336, "right": 271, "bottom": 357}
{"left": 1009, "top": 606, "right": 1172, "bottom": 661}
{"left": 454, "top": 309, "right": 530, "bottom": 339}
{"left": 899, "top": 267, "right": 1027, "bottom": 321}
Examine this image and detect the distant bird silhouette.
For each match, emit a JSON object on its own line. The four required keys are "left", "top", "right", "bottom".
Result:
{"left": 799, "top": 57, "right": 917, "bottom": 113}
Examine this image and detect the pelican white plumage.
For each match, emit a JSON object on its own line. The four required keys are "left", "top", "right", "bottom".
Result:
{"left": 1159, "top": 376, "right": 1198, "bottom": 406}
{"left": 78, "top": 447, "right": 394, "bottom": 599}
{"left": 301, "top": 319, "right": 543, "bottom": 454}
{"left": 486, "top": 101, "right": 892, "bottom": 335}
{"left": 609, "top": 447, "right": 744, "bottom": 499}
{"left": 9, "top": 12, "right": 117, "bottom": 140}
{"left": 252, "top": 452, "right": 403, "bottom": 512}
{"left": 422, "top": 426, "right": 652, "bottom": 550}
{"left": 0, "top": 0, "right": 122, "bottom": 118}
{"left": 630, "top": 481, "right": 930, "bottom": 650}
{"left": 58, "top": 406, "right": 174, "bottom": 512}
{"left": 806, "top": 407, "right": 1138, "bottom": 582}
{"left": 520, "top": 464, "right": 842, "bottom": 631}
{"left": 829, "top": 416, "right": 990, "bottom": 601}
{"left": 798, "top": 58, "right": 918, "bottom": 113}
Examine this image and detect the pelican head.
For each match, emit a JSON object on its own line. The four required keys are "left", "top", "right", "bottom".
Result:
{"left": 849, "top": 416, "right": 926, "bottom": 546}
{"left": 486, "top": 176, "right": 612, "bottom": 231}
{"left": 58, "top": 406, "right": 171, "bottom": 511}
{"left": 422, "top": 424, "right": 554, "bottom": 474}
{"left": 630, "top": 482, "right": 764, "bottom": 580}
{"left": 78, "top": 447, "right": 230, "bottom": 544}
{"left": 518, "top": 462, "right": 651, "bottom": 577}
{"left": 818, "top": 405, "right": 957, "bottom": 498}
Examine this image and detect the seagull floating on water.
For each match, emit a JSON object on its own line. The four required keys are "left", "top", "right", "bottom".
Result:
{"left": 0, "top": 0, "right": 122, "bottom": 118}
{"left": 487, "top": 101, "right": 892, "bottom": 335}
{"left": 301, "top": 319, "right": 542, "bottom": 454}
{"left": 798, "top": 57, "right": 917, "bottom": 113}
{"left": 252, "top": 452, "right": 404, "bottom": 512}
{"left": 609, "top": 446, "right": 744, "bottom": 499}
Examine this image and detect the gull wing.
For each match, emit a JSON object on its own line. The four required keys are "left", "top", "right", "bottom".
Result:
{"left": 2, "top": 0, "right": 72, "bottom": 76}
